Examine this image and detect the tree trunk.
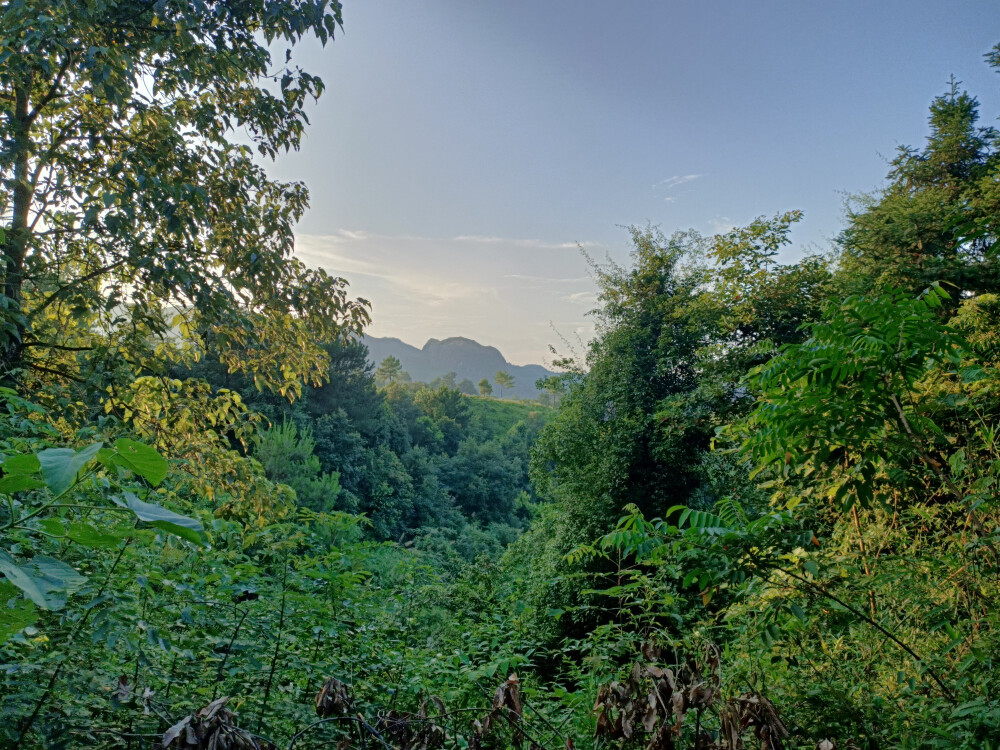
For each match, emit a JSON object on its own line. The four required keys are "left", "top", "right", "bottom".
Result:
{"left": 1, "top": 81, "right": 32, "bottom": 377}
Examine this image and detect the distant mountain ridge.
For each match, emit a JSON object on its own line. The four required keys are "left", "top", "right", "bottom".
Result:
{"left": 361, "top": 335, "right": 555, "bottom": 399}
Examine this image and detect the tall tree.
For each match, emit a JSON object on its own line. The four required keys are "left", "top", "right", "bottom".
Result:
{"left": 375, "top": 355, "right": 404, "bottom": 387}
{"left": 0, "top": 0, "right": 368, "bottom": 394}
{"left": 494, "top": 370, "right": 514, "bottom": 398}
{"left": 838, "top": 76, "right": 1000, "bottom": 300}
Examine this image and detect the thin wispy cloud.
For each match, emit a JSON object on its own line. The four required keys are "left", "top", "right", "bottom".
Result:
{"left": 296, "top": 235, "right": 492, "bottom": 306}
{"left": 563, "top": 291, "right": 599, "bottom": 305}
{"left": 293, "top": 243, "right": 390, "bottom": 279}
{"left": 652, "top": 174, "right": 702, "bottom": 190}
{"left": 504, "top": 274, "right": 592, "bottom": 284}
{"left": 304, "top": 230, "right": 600, "bottom": 252}
{"left": 338, "top": 229, "right": 371, "bottom": 240}
{"left": 453, "top": 235, "right": 600, "bottom": 250}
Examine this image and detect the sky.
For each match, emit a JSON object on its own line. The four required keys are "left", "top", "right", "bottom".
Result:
{"left": 271, "top": 1, "right": 1000, "bottom": 366}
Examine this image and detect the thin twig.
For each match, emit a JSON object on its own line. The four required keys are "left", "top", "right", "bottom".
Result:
{"left": 212, "top": 606, "right": 251, "bottom": 700}
{"left": 256, "top": 555, "right": 289, "bottom": 734}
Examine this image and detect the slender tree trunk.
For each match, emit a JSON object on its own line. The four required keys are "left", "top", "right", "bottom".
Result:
{"left": 2, "top": 81, "right": 33, "bottom": 376}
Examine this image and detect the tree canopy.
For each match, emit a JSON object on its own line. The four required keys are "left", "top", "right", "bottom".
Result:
{"left": 0, "top": 0, "right": 368, "bottom": 396}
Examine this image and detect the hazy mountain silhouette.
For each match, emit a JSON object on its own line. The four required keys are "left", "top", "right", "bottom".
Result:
{"left": 362, "top": 336, "right": 555, "bottom": 398}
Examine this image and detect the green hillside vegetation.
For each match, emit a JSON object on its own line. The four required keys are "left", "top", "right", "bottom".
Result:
{"left": 466, "top": 394, "right": 553, "bottom": 435}
{"left": 2, "top": 4, "right": 1000, "bottom": 748}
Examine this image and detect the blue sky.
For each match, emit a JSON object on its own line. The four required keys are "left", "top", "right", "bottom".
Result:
{"left": 273, "top": 1, "right": 1000, "bottom": 365}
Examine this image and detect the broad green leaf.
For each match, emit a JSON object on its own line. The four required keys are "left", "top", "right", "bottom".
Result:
{"left": 1, "top": 454, "right": 41, "bottom": 475}
{"left": 37, "top": 442, "right": 103, "bottom": 495}
{"left": 123, "top": 492, "right": 206, "bottom": 546}
{"left": 112, "top": 439, "right": 168, "bottom": 486}
{"left": 0, "top": 549, "right": 87, "bottom": 610}
{"left": 67, "top": 522, "right": 126, "bottom": 548}
{"left": 38, "top": 518, "right": 67, "bottom": 536}
{"left": 0, "top": 581, "right": 38, "bottom": 644}
{"left": 0, "top": 474, "right": 46, "bottom": 493}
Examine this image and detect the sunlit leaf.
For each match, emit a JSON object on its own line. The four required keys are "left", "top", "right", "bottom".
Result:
{"left": 112, "top": 439, "right": 168, "bottom": 486}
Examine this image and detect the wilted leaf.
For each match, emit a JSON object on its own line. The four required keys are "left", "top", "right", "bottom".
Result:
{"left": 161, "top": 716, "right": 191, "bottom": 748}
{"left": 315, "top": 676, "right": 352, "bottom": 717}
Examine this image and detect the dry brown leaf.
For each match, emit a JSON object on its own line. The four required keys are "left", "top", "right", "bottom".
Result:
{"left": 162, "top": 697, "right": 274, "bottom": 750}
{"left": 315, "top": 676, "right": 352, "bottom": 718}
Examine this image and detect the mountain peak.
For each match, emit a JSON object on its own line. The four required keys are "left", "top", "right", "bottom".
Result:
{"left": 424, "top": 336, "right": 481, "bottom": 349}
{"left": 362, "top": 335, "right": 554, "bottom": 398}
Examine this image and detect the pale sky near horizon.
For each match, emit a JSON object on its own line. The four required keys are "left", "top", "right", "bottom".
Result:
{"left": 272, "top": 1, "right": 1000, "bottom": 366}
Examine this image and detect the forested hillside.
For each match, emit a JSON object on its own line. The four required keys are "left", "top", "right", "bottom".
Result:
{"left": 181, "top": 342, "right": 549, "bottom": 554}
{"left": 2, "top": 1, "right": 1000, "bottom": 748}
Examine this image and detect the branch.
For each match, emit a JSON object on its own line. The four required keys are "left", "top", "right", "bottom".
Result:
{"left": 27, "top": 51, "right": 76, "bottom": 124}
{"left": 29, "top": 258, "right": 128, "bottom": 318}
{"left": 25, "top": 362, "right": 86, "bottom": 383}
{"left": 773, "top": 564, "right": 957, "bottom": 704}
{"left": 21, "top": 341, "right": 94, "bottom": 352}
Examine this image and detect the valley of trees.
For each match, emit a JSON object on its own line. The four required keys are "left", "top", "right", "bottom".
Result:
{"left": 1, "top": 2, "right": 1000, "bottom": 747}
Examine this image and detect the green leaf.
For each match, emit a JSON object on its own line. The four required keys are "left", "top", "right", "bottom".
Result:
{"left": 123, "top": 492, "right": 206, "bottom": 546}
{"left": 0, "top": 549, "right": 87, "bottom": 610}
{"left": 112, "top": 439, "right": 168, "bottom": 486}
{"left": 1, "top": 454, "right": 41, "bottom": 475}
{"left": 0, "top": 474, "right": 46, "bottom": 493}
{"left": 67, "top": 522, "right": 126, "bottom": 548}
{"left": 37, "top": 443, "right": 103, "bottom": 495}
{"left": 0, "top": 581, "right": 38, "bottom": 644}
{"left": 960, "top": 366, "right": 987, "bottom": 384}
{"left": 38, "top": 518, "right": 67, "bottom": 536}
